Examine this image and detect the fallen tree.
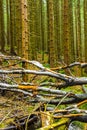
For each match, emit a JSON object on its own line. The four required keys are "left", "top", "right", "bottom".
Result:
{"left": 0, "top": 54, "right": 87, "bottom": 129}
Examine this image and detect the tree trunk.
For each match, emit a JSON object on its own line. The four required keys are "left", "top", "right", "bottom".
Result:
{"left": 21, "top": 0, "right": 29, "bottom": 81}
{"left": 63, "top": 0, "right": 71, "bottom": 65}
{"left": 47, "top": 0, "right": 55, "bottom": 67}
{"left": 0, "top": 0, "right": 5, "bottom": 52}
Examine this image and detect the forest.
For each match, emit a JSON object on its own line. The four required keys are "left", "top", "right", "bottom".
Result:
{"left": 0, "top": 0, "right": 87, "bottom": 130}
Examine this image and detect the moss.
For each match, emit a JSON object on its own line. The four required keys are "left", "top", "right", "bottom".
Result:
{"left": 71, "top": 121, "right": 85, "bottom": 130}
{"left": 62, "top": 85, "right": 83, "bottom": 94}
{"left": 79, "top": 103, "right": 87, "bottom": 110}
{"left": 0, "top": 123, "right": 7, "bottom": 128}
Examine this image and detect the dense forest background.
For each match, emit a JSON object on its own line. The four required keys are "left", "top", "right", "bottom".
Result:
{"left": 0, "top": 0, "right": 87, "bottom": 68}
{"left": 1, "top": 0, "right": 87, "bottom": 130}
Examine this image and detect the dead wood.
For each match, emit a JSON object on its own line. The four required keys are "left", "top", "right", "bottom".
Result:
{"left": 1, "top": 54, "right": 87, "bottom": 128}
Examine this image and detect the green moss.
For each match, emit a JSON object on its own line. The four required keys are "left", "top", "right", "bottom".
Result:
{"left": 59, "top": 69, "right": 65, "bottom": 74}
{"left": 61, "top": 85, "right": 83, "bottom": 94}
{"left": 79, "top": 103, "right": 87, "bottom": 109}
{"left": 43, "top": 63, "right": 50, "bottom": 68}
{"left": 0, "top": 123, "right": 6, "bottom": 128}
{"left": 71, "top": 121, "right": 85, "bottom": 130}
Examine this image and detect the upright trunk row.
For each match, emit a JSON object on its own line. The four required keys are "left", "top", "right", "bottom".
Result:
{"left": 0, "top": 0, "right": 87, "bottom": 69}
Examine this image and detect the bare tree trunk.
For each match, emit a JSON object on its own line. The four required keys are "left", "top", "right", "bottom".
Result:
{"left": 47, "top": 0, "right": 55, "bottom": 67}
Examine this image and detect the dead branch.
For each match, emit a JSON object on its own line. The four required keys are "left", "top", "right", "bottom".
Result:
{"left": 71, "top": 115, "right": 87, "bottom": 122}
{"left": 1, "top": 54, "right": 87, "bottom": 71}
{"left": 29, "top": 93, "right": 87, "bottom": 105}
{"left": 0, "top": 82, "right": 87, "bottom": 105}
{"left": 0, "top": 69, "right": 71, "bottom": 82}
{"left": 0, "top": 114, "right": 38, "bottom": 130}
{"left": 51, "top": 62, "right": 87, "bottom": 70}
{"left": 0, "top": 87, "right": 33, "bottom": 96}
{"left": 1, "top": 54, "right": 87, "bottom": 125}
{"left": 1, "top": 55, "right": 87, "bottom": 88}
{"left": 37, "top": 118, "right": 69, "bottom": 130}
{"left": 0, "top": 68, "right": 87, "bottom": 89}
{"left": 0, "top": 82, "right": 67, "bottom": 95}
{"left": 66, "top": 99, "right": 87, "bottom": 110}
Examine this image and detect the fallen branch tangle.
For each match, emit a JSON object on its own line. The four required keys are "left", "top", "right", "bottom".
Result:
{"left": 0, "top": 54, "right": 87, "bottom": 126}
{"left": 1, "top": 66, "right": 87, "bottom": 88}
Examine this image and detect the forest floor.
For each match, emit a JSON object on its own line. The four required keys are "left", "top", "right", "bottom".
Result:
{"left": 0, "top": 91, "right": 41, "bottom": 129}
{"left": 0, "top": 53, "right": 87, "bottom": 130}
